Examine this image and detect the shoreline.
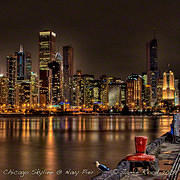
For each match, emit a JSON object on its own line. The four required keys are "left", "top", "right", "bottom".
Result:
{"left": 0, "top": 113, "right": 174, "bottom": 117}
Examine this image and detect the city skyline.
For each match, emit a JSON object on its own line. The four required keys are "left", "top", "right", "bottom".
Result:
{"left": 0, "top": 0, "right": 180, "bottom": 79}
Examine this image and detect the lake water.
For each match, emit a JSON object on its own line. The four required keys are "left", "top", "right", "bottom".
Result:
{"left": 0, "top": 115, "right": 172, "bottom": 180}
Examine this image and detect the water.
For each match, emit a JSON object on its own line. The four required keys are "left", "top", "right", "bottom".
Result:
{"left": 0, "top": 115, "right": 172, "bottom": 180}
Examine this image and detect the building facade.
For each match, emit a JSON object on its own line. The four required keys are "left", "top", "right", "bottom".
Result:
{"left": 39, "top": 30, "right": 56, "bottom": 106}
{"left": 7, "top": 55, "right": 17, "bottom": 107}
{"left": 63, "top": 46, "right": 73, "bottom": 104}
{"left": 162, "top": 70, "right": 175, "bottom": 101}
{"left": 146, "top": 38, "right": 159, "bottom": 105}
{"left": 126, "top": 74, "right": 142, "bottom": 110}
{"left": 0, "top": 75, "right": 8, "bottom": 105}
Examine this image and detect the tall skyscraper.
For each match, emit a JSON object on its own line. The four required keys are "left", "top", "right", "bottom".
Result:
{"left": 162, "top": 70, "right": 175, "bottom": 101}
{"left": 30, "top": 72, "right": 39, "bottom": 105}
{"left": 146, "top": 36, "right": 159, "bottom": 105}
{"left": 100, "top": 75, "right": 114, "bottom": 105}
{"left": 39, "top": 30, "right": 56, "bottom": 106}
{"left": 72, "top": 72, "right": 94, "bottom": 107}
{"left": 126, "top": 74, "right": 142, "bottom": 110}
{"left": 48, "top": 52, "right": 63, "bottom": 105}
{"left": 16, "top": 45, "right": 25, "bottom": 80}
{"left": 0, "top": 74, "right": 8, "bottom": 105}
{"left": 7, "top": 55, "right": 17, "bottom": 106}
{"left": 25, "top": 52, "right": 32, "bottom": 80}
{"left": 55, "top": 52, "right": 64, "bottom": 102}
{"left": 63, "top": 46, "right": 73, "bottom": 103}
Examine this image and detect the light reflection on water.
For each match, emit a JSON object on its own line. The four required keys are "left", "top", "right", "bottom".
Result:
{"left": 0, "top": 115, "right": 172, "bottom": 180}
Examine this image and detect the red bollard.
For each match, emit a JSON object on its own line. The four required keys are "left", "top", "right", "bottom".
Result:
{"left": 125, "top": 136, "right": 155, "bottom": 162}
{"left": 135, "top": 136, "right": 147, "bottom": 153}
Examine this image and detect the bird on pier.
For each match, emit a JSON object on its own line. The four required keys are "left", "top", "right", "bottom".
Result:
{"left": 95, "top": 161, "right": 110, "bottom": 172}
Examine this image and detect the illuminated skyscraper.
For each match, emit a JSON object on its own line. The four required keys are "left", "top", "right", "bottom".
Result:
{"left": 162, "top": 70, "right": 175, "bottom": 100}
{"left": 126, "top": 74, "right": 142, "bottom": 109}
{"left": 16, "top": 80, "right": 31, "bottom": 106}
{"left": 25, "top": 52, "right": 32, "bottom": 80}
{"left": 16, "top": 45, "right": 25, "bottom": 80}
{"left": 72, "top": 71, "right": 94, "bottom": 107}
{"left": 146, "top": 36, "right": 159, "bottom": 105}
{"left": 48, "top": 52, "right": 63, "bottom": 105}
{"left": 55, "top": 52, "right": 64, "bottom": 102}
{"left": 100, "top": 75, "right": 114, "bottom": 106}
{"left": 108, "top": 82, "right": 121, "bottom": 107}
{"left": 63, "top": 46, "right": 73, "bottom": 103}
{"left": 0, "top": 74, "right": 8, "bottom": 105}
{"left": 30, "top": 72, "right": 39, "bottom": 105}
{"left": 7, "top": 55, "right": 17, "bottom": 106}
{"left": 39, "top": 30, "right": 56, "bottom": 106}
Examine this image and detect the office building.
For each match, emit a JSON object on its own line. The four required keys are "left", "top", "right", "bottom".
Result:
{"left": 126, "top": 74, "right": 142, "bottom": 110}
{"left": 0, "top": 74, "right": 8, "bottom": 105}
{"left": 31, "top": 72, "right": 39, "bottom": 105}
{"left": 63, "top": 46, "right": 73, "bottom": 103}
{"left": 146, "top": 37, "right": 159, "bottom": 105}
{"left": 48, "top": 52, "right": 64, "bottom": 105}
{"left": 16, "top": 45, "right": 25, "bottom": 80}
{"left": 162, "top": 70, "right": 175, "bottom": 101}
{"left": 26, "top": 52, "right": 32, "bottom": 80}
{"left": 100, "top": 75, "right": 114, "bottom": 106}
{"left": 7, "top": 55, "right": 17, "bottom": 107}
{"left": 39, "top": 30, "right": 56, "bottom": 106}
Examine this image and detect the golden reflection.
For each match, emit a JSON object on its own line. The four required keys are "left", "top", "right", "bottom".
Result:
{"left": 48, "top": 117, "right": 53, "bottom": 143}
{"left": 131, "top": 116, "right": 135, "bottom": 130}
{"left": 83, "top": 118, "right": 86, "bottom": 131}
{"left": 78, "top": 116, "right": 82, "bottom": 131}
{"left": 45, "top": 116, "right": 56, "bottom": 172}
{"left": 115, "top": 118, "right": 119, "bottom": 130}
{"left": 65, "top": 116, "right": 68, "bottom": 130}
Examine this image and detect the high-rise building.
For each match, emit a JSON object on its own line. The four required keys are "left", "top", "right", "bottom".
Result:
{"left": 100, "top": 75, "right": 114, "bottom": 106}
{"left": 72, "top": 70, "right": 82, "bottom": 106}
{"left": 174, "top": 79, "right": 179, "bottom": 106}
{"left": 16, "top": 45, "right": 25, "bottom": 80}
{"left": 162, "top": 70, "right": 175, "bottom": 101}
{"left": 39, "top": 30, "right": 56, "bottom": 106}
{"left": 120, "top": 82, "right": 126, "bottom": 107}
{"left": 72, "top": 72, "right": 94, "bottom": 107}
{"left": 92, "top": 80, "right": 101, "bottom": 105}
{"left": 30, "top": 72, "right": 39, "bottom": 105}
{"left": 25, "top": 52, "right": 32, "bottom": 80}
{"left": 16, "top": 80, "right": 31, "bottom": 107}
{"left": 144, "top": 85, "right": 152, "bottom": 107}
{"left": 126, "top": 74, "right": 142, "bottom": 110}
{"left": 0, "top": 74, "right": 8, "bottom": 105}
{"left": 146, "top": 37, "right": 159, "bottom": 105}
{"left": 63, "top": 46, "right": 73, "bottom": 103}
{"left": 48, "top": 52, "right": 63, "bottom": 105}
{"left": 7, "top": 55, "right": 17, "bottom": 106}
{"left": 108, "top": 81, "right": 121, "bottom": 107}
{"left": 55, "top": 52, "right": 64, "bottom": 102}
{"left": 157, "top": 79, "right": 163, "bottom": 105}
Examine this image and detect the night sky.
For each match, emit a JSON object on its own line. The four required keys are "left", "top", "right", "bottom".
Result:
{"left": 0, "top": 0, "right": 180, "bottom": 79}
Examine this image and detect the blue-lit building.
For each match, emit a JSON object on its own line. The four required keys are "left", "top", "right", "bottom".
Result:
{"left": 16, "top": 45, "right": 25, "bottom": 80}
